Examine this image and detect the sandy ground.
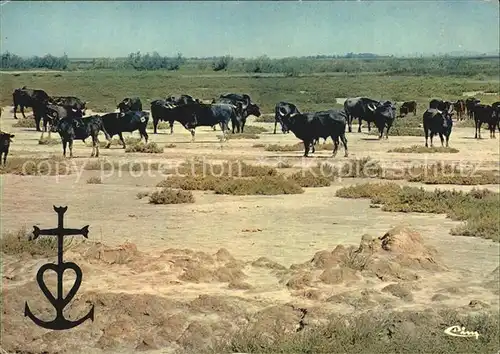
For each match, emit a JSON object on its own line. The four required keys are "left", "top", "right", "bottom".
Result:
{"left": 1, "top": 106, "right": 499, "bottom": 353}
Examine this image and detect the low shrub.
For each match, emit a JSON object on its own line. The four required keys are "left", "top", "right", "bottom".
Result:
{"left": 254, "top": 115, "right": 275, "bottom": 123}
{"left": 288, "top": 170, "right": 331, "bottom": 187}
{"left": 225, "top": 133, "right": 260, "bottom": 140}
{"left": 1, "top": 227, "right": 79, "bottom": 257}
{"left": 211, "top": 309, "right": 499, "bottom": 354}
{"left": 388, "top": 145, "right": 459, "bottom": 153}
{"left": 213, "top": 175, "right": 303, "bottom": 195}
{"left": 149, "top": 188, "right": 195, "bottom": 204}
{"left": 0, "top": 156, "right": 71, "bottom": 176}
{"left": 86, "top": 176, "right": 102, "bottom": 184}
{"left": 38, "top": 136, "right": 60, "bottom": 145}
{"left": 124, "top": 141, "right": 164, "bottom": 153}
{"left": 242, "top": 125, "right": 268, "bottom": 134}
{"left": 335, "top": 182, "right": 499, "bottom": 241}
{"left": 12, "top": 117, "right": 36, "bottom": 128}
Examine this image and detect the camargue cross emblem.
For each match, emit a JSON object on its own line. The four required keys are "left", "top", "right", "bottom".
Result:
{"left": 24, "top": 206, "right": 95, "bottom": 330}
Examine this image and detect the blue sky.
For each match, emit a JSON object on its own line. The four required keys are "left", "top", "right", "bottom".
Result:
{"left": 1, "top": 1, "right": 498, "bottom": 58}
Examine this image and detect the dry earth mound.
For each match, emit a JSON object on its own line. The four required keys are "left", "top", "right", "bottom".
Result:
{"left": 1, "top": 226, "right": 497, "bottom": 353}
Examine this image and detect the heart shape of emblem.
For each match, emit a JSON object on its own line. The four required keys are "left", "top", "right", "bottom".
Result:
{"left": 36, "top": 262, "right": 82, "bottom": 308}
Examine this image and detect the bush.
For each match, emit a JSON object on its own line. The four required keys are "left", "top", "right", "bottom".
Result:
{"left": 12, "top": 118, "right": 36, "bottom": 128}
{"left": 83, "top": 158, "right": 166, "bottom": 172}
{"left": 157, "top": 175, "right": 229, "bottom": 191}
{"left": 1, "top": 227, "right": 78, "bottom": 257}
{"left": 388, "top": 145, "right": 459, "bottom": 153}
{"left": 225, "top": 133, "right": 260, "bottom": 140}
{"left": 254, "top": 115, "right": 275, "bottom": 123}
{"left": 38, "top": 136, "right": 60, "bottom": 145}
{"left": 242, "top": 125, "right": 268, "bottom": 134}
{"left": 124, "top": 51, "right": 185, "bottom": 71}
{"left": 86, "top": 176, "right": 102, "bottom": 184}
{"left": 288, "top": 170, "right": 332, "bottom": 187}
{"left": 335, "top": 182, "right": 499, "bottom": 241}
{"left": 149, "top": 188, "right": 194, "bottom": 204}
{"left": 212, "top": 55, "right": 232, "bottom": 71}
{"left": 136, "top": 191, "right": 150, "bottom": 199}
{"left": 213, "top": 176, "right": 304, "bottom": 195}
{"left": 124, "top": 141, "right": 163, "bottom": 153}
{"left": 403, "top": 162, "right": 500, "bottom": 185}
{"left": 1, "top": 51, "right": 69, "bottom": 70}
{"left": 211, "top": 309, "right": 499, "bottom": 354}
{"left": 174, "top": 159, "right": 278, "bottom": 178}
{"left": 0, "top": 156, "right": 71, "bottom": 176}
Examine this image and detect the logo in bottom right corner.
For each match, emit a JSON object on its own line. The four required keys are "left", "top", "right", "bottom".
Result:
{"left": 444, "top": 325, "right": 480, "bottom": 339}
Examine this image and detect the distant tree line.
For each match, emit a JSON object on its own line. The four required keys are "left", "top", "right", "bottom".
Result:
{"left": 1, "top": 50, "right": 498, "bottom": 77}
{"left": 1, "top": 52, "right": 70, "bottom": 70}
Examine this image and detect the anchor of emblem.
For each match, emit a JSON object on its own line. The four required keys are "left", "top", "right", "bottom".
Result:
{"left": 24, "top": 206, "right": 95, "bottom": 330}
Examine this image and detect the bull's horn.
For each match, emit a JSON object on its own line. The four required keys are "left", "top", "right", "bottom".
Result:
{"left": 367, "top": 104, "right": 376, "bottom": 112}
{"left": 278, "top": 106, "right": 288, "bottom": 117}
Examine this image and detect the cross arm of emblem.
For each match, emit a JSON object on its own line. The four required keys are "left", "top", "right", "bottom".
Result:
{"left": 32, "top": 225, "right": 89, "bottom": 239}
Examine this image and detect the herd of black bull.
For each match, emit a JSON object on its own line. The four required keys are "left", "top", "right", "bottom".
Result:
{"left": 1, "top": 86, "right": 499, "bottom": 165}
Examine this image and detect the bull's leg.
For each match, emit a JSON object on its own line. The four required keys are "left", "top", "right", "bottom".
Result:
{"left": 140, "top": 128, "right": 148, "bottom": 143}
{"left": 385, "top": 122, "right": 392, "bottom": 139}
{"left": 340, "top": 133, "right": 348, "bottom": 157}
{"left": 367, "top": 122, "right": 371, "bottom": 132}
{"left": 153, "top": 118, "right": 159, "bottom": 134}
{"left": 62, "top": 140, "right": 67, "bottom": 157}
{"left": 445, "top": 133, "right": 450, "bottom": 147}
{"left": 438, "top": 133, "right": 444, "bottom": 147}
{"left": 429, "top": 132, "right": 435, "bottom": 147}
{"left": 119, "top": 132, "right": 126, "bottom": 148}
{"left": 231, "top": 120, "right": 236, "bottom": 134}
{"left": 69, "top": 139, "right": 74, "bottom": 158}
{"left": 104, "top": 135, "right": 112, "bottom": 148}
{"left": 424, "top": 128, "right": 429, "bottom": 147}
{"left": 91, "top": 134, "right": 100, "bottom": 157}
{"left": 241, "top": 119, "right": 246, "bottom": 133}
{"left": 303, "top": 141, "right": 311, "bottom": 157}
{"left": 219, "top": 122, "right": 227, "bottom": 141}
{"left": 21, "top": 105, "right": 26, "bottom": 118}
{"left": 90, "top": 135, "right": 96, "bottom": 157}
{"left": 169, "top": 120, "right": 174, "bottom": 135}
{"left": 190, "top": 128, "right": 195, "bottom": 142}
{"left": 35, "top": 115, "right": 41, "bottom": 132}
{"left": 378, "top": 126, "right": 383, "bottom": 140}
{"left": 274, "top": 120, "right": 278, "bottom": 134}
{"left": 331, "top": 136, "right": 339, "bottom": 157}
{"left": 358, "top": 117, "right": 362, "bottom": 133}
{"left": 13, "top": 104, "right": 18, "bottom": 119}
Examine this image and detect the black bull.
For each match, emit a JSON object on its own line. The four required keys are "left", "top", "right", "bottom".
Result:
{"left": 150, "top": 101, "right": 235, "bottom": 142}
{"left": 280, "top": 108, "right": 349, "bottom": 158}
{"left": 399, "top": 101, "right": 417, "bottom": 117}
{"left": 117, "top": 97, "right": 143, "bottom": 113}
{"left": 0, "top": 131, "right": 15, "bottom": 165}
{"left": 423, "top": 108, "right": 453, "bottom": 148}
{"left": 53, "top": 115, "right": 104, "bottom": 158}
{"left": 49, "top": 96, "right": 87, "bottom": 112}
{"left": 274, "top": 101, "right": 299, "bottom": 134}
{"left": 100, "top": 111, "right": 150, "bottom": 148}
{"left": 12, "top": 87, "right": 50, "bottom": 119}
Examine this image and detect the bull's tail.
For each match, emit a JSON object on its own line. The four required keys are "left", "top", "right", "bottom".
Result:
{"left": 98, "top": 118, "right": 111, "bottom": 140}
